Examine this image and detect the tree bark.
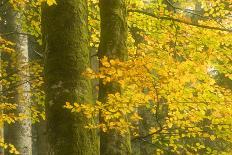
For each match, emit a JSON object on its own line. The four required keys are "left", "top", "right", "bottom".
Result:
{"left": 2, "top": 3, "right": 32, "bottom": 155}
{"left": 98, "top": 0, "right": 131, "bottom": 154}
{"left": 28, "top": 36, "right": 48, "bottom": 155}
{"left": 0, "top": 48, "right": 4, "bottom": 155}
{"left": 41, "top": 0, "right": 99, "bottom": 154}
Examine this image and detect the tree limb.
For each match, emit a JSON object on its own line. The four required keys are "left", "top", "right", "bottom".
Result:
{"left": 128, "top": 9, "right": 232, "bottom": 33}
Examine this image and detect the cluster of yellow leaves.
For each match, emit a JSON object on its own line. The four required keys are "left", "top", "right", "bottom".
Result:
{"left": 202, "top": 0, "right": 231, "bottom": 17}
{"left": 65, "top": 89, "right": 150, "bottom": 134}
{"left": 8, "top": 0, "right": 57, "bottom": 43}
{"left": 0, "top": 105, "right": 27, "bottom": 154}
{"left": 88, "top": 0, "right": 100, "bottom": 48}
{"left": 0, "top": 138, "right": 19, "bottom": 154}
{"left": 9, "top": 0, "right": 56, "bottom": 7}
{"left": 45, "top": 0, "right": 57, "bottom": 6}
{"left": 0, "top": 103, "right": 28, "bottom": 124}
{"left": 66, "top": 56, "right": 161, "bottom": 134}
{"left": 31, "top": 107, "right": 46, "bottom": 123}
{"left": 64, "top": 56, "right": 152, "bottom": 134}
{"left": 0, "top": 103, "right": 17, "bottom": 111}
{"left": 0, "top": 37, "right": 15, "bottom": 53}
{"left": 85, "top": 56, "right": 155, "bottom": 87}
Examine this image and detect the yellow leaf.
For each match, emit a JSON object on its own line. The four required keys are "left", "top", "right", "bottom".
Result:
{"left": 210, "top": 135, "right": 216, "bottom": 141}
{"left": 167, "top": 122, "right": 173, "bottom": 128}
{"left": 117, "top": 69, "right": 123, "bottom": 76}
{"left": 47, "top": 0, "right": 57, "bottom": 6}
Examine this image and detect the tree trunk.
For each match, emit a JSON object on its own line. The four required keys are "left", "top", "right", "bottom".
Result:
{"left": 2, "top": 4, "right": 32, "bottom": 155}
{"left": 41, "top": 0, "right": 99, "bottom": 154}
{"left": 28, "top": 36, "right": 48, "bottom": 155}
{"left": 98, "top": 0, "right": 131, "bottom": 154}
{"left": 0, "top": 48, "right": 4, "bottom": 155}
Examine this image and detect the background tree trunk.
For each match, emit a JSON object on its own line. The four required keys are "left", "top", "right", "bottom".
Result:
{"left": 98, "top": 0, "right": 131, "bottom": 154}
{"left": 28, "top": 36, "right": 48, "bottom": 155}
{"left": 0, "top": 44, "right": 4, "bottom": 155}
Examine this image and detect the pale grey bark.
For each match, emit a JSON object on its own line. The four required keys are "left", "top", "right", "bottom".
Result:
{"left": 13, "top": 31, "right": 32, "bottom": 155}
{"left": 3, "top": 4, "right": 32, "bottom": 155}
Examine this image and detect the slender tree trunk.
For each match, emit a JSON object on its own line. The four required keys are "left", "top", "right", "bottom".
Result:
{"left": 2, "top": 3, "right": 32, "bottom": 155}
{"left": 98, "top": 0, "right": 131, "bottom": 154}
{"left": 0, "top": 47, "right": 4, "bottom": 155}
{"left": 0, "top": 124, "right": 3, "bottom": 155}
{"left": 28, "top": 36, "right": 48, "bottom": 155}
{"left": 41, "top": 0, "right": 99, "bottom": 154}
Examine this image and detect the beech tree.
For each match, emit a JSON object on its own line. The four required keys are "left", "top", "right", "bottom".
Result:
{"left": 41, "top": 0, "right": 99, "bottom": 154}
{"left": 2, "top": 2, "right": 32, "bottom": 155}
{"left": 98, "top": 0, "right": 131, "bottom": 154}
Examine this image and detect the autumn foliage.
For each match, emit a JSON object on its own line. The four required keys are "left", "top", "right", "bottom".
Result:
{"left": 0, "top": 0, "right": 232, "bottom": 154}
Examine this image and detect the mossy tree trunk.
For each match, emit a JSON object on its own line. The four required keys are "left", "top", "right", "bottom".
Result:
{"left": 41, "top": 0, "right": 99, "bottom": 154}
{"left": 98, "top": 0, "right": 131, "bottom": 154}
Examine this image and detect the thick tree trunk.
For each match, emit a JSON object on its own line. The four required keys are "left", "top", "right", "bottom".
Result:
{"left": 2, "top": 4, "right": 32, "bottom": 155}
{"left": 42, "top": 0, "right": 99, "bottom": 154}
{"left": 98, "top": 0, "right": 131, "bottom": 154}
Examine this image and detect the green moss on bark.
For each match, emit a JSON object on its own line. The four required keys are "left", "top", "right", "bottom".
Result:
{"left": 42, "top": 0, "right": 99, "bottom": 154}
